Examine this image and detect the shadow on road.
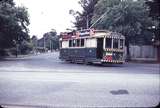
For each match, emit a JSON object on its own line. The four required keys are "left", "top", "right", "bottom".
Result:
{"left": 61, "top": 61, "right": 124, "bottom": 67}
{"left": 110, "top": 89, "right": 129, "bottom": 95}
{"left": 0, "top": 58, "right": 33, "bottom": 62}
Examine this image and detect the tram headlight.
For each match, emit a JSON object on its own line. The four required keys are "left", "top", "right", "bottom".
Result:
{"left": 112, "top": 52, "right": 123, "bottom": 60}
{"left": 105, "top": 52, "right": 112, "bottom": 56}
{"left": 119, "top": 53, "right": 123, "bottom": 60}
{"left": 103, "top": 51, "right": 113, "bottom": 60}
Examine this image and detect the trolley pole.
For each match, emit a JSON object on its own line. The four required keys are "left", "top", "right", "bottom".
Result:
{"left": 89, "top": 9, "right": 110, "bottom": 29}
{"left": 86, "top": 15, "right": 89, "bottom": 29}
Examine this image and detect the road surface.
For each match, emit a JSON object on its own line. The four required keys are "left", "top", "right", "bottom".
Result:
{"left": 0, "top": 52, "right": 159, "bottom": 107}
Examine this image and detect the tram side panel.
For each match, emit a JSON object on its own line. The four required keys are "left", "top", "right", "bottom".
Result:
{"left": 60, "top": 38, "right": 98, "bottom": 62}
{"left": 59, "top": 48, "right": 69, "bottom": 60}
{"left": 85, "top": 48, "right": 97, "bottom": 62}
{"left": 69, "top": 48, "right": 86, "bottom": 62}
{"left": 67, "top": 48, "right": 96, "bottom": 62}
{"left": 60, "top": 48, "right": 98, "bottom": 63}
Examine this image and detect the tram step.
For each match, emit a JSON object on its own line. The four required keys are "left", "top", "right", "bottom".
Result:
{"left": 75, "top": 59, "right": 84, "bottom": 63}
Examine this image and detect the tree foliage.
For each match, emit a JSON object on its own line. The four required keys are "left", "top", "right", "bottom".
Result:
{"left": 92, "top": 0, "right": 153, "bottom": 43}
{"left": 70, "top": 0, "right": 98, "bottom": 29}
{"left": 31, "top": 35, "right": 38, "bottom": 48}
{"left": 0, "top": 0, "right": 30, "bottom": 54}
{"left": 37, "top": 29, "right": 59, "bottom": 50}
{"left": 91, "top": 0, "right": 154, "bottom": 60}
{"left": 146, "top": 0, "right": 160, "bottom": 46}
{"left": 43, "top": 30, "right": 59, "bottom": 50}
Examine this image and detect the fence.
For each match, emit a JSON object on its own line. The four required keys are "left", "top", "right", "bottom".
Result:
{"left": 125, "top": 45, "right": 158, "bottom": 61}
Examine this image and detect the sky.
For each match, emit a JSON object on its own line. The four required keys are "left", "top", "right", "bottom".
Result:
{"left": 14, "top": 0, "right": 82, "bottom": 38}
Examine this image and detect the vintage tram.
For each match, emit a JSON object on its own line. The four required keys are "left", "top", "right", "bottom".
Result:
{"left": 59, "top": 29, "right": 125, "bottom": 64}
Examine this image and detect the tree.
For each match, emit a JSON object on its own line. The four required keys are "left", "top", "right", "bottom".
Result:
{"left": 0, "top": 0, "right": 30, "bottom": 56}
{"left": 31, "top": 35, "right": 38, "bottom": 53}
{"left": 0, "top": 0, "right": 14, "bottom": 6}
{"left": 146, "top": 0, "right": 160, "bottom": 46}
{"left": 16, "top": 6, "right": 30, "bottom": 34}
{"left": 37, "top": 29, "right": 59, "bottom": 51}
{"left": 146, "top": 0, "right": 160, "bottom": 62}
{"left": 19, "top": 40, "right": 33, "bottom": 54}
{"left": 31, "top": 35, "right": 38, "bottom": 47}
{"left": 70, "top": 0, "right": 99, "bottom": 29}
{"left": 91, "top": 0, "right": 154, "bottom": 60}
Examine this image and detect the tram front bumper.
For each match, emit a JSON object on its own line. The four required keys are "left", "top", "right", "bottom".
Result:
{"left": 101, "top": 59, "right": 124, "bottom": 64}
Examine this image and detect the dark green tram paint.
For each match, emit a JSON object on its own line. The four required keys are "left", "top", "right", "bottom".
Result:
{"left": 60, "top": 48, "right": 97, "bottom": 62}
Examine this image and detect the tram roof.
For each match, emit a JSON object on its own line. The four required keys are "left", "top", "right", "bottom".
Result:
{"left": 60, "top": 29, "right": 125, "bottom": 40}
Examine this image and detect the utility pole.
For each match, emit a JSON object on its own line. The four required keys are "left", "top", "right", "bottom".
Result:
{"left": 35, "top": 40, "right": 38, "bottom": 55}
{"left": 44, "top": 36, "right": 46, "bottom": 52}
{"left": 50, "top": 39, "right": 52, "bottom": 52}
{"left": 16, "top": 42, "right": 18, "bottom": 57}
{"left": 16, "top": 36, "right": 20, "bottom": 57}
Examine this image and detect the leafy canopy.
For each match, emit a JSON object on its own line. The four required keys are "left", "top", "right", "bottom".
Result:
{"left": 0, "top": 0, "right": 30, "bottom": 50}
{"left": 91, "top": 0, "right": 154, "bottom": 45}
{"left": 70, "top": 0, "right": 98, "bottom": 29}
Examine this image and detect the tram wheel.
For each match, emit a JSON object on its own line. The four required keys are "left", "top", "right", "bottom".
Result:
{"left": 84, "top": 60, "right": 92, "bottom": 65}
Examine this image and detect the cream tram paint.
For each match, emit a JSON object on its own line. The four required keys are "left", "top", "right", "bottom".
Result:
{"left": 86, "top": 38, "right": 97, "bottom": 48}
{"left": 62, "top": 41, "right": 69, "bottom": 48}
{"left": 94, "top": 33, "right": 108, "bottom": 37}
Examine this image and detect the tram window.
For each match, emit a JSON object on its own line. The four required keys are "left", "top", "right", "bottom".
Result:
{"left": 81, "top": 39, "right": 84, "bottom": 47}
{"left": 120, "top": 39, "right": 123, "bottom": 49}
{"left": 105, "top": 38, "right": 112, "bottom": 48}
{"left": 69, "top": 40, "right": 72, "bottom": 47}
{"left": 73, "top": 40, "right": 76, "bottom": 47}
{"left": 59, "top": 41, "right": 62, "bottom": 48}
{"left": 76, "top": 39, "right": 80, "bottom": 47}
{"left": 113, "top": 39, "right": 119, "bottom": 49}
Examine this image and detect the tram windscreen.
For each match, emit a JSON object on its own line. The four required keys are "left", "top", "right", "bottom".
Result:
{"left": 105, "top": 38, "right": 112, "bottom": 48}
{"left": 113, "top": 39, "right": 119, "bottom": 49}
{"left": 120, "top": 39, "right": 123, "bottom": 49}
{"left": 81, "top": 39, "right": 84, "bottom": 47}
{"left": 77, "top": 39, "right": 80, "bottom": 47}
{"left": 73, "top": 40, "right": 76, "bottom": 47}
{"left": 69, "top": 40, "right": 72, "bottom": 47}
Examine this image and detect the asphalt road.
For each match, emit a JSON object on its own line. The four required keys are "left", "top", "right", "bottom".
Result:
{"left": 0, "top": 52, "right": 159, "bottom": 107}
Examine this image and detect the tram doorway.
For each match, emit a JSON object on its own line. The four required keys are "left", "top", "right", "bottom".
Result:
{"left": 97, "top": 38, "right": 104, "bottom": 59}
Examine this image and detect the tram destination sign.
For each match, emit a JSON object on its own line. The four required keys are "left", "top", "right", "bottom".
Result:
{"left": 78, "top": 29, "right": 95, "bottom": 37}
{"left": 61, "top": 29, "right": 95, "bottom": 40}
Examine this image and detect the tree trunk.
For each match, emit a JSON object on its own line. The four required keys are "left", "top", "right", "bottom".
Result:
{"left": 157, "top": 46, "right": 160, "bottom": 63}
{"left": 126, "top": 40, "right": 131, "bottom": 61}
{"left": 16, "top": 44, "right": 18, "bottom": 58}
